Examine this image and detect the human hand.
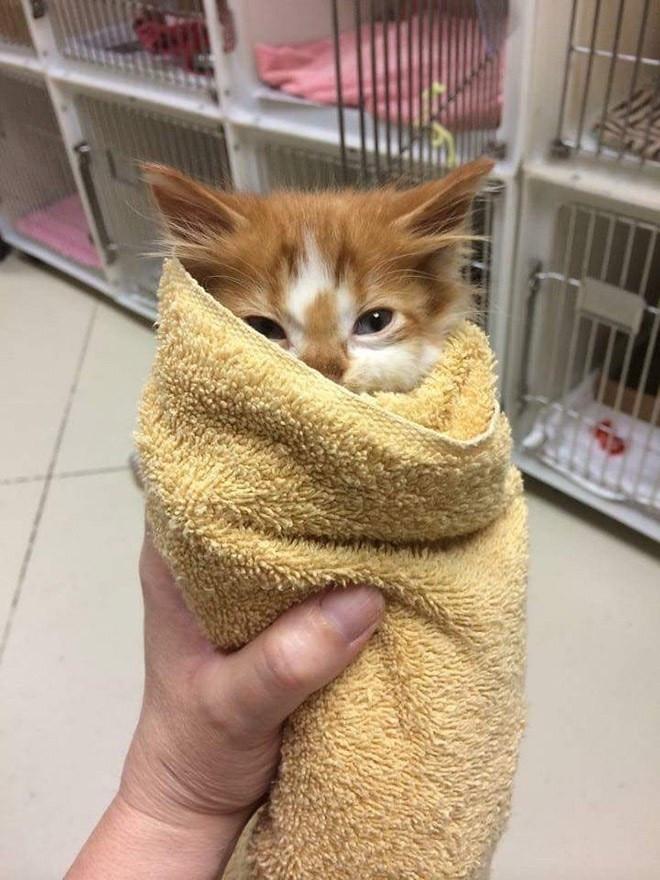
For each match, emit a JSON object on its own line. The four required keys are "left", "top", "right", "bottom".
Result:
{"left": 66, "top": 525, "right": 384, "bottom": 880}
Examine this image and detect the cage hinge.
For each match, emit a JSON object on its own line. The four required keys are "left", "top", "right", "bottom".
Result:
{"left": 484, "top": 140, "right": 507, "bottom": 160}
{"left": 527, "top": 260, "right": 544, "bottom": 297}
{"left": 516, "top": 260, "right": 545, "bottom": 415}
{"left": 550, "top": 138, "right": 572, "bottom": 159}
{"left": 30, "top": 0, "right": 46, "bottom": 19}
{"left": 74, "top": 142, "right": 118, "bottom": 266}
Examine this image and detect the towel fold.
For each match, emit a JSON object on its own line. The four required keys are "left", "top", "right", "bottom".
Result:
{"left": 138, "top": 259, "right": 527, "bottom": 880}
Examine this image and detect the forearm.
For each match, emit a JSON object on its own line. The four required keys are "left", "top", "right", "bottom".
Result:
{"left": 65, "top": 532, "right": 383, "bottom": 878}
{"left": 65, "top": 794, "right": 247, "bottom": 880}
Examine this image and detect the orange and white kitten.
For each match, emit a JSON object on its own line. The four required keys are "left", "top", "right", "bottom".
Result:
{"left": 144, "top": 157, "right": 493, "bottom": 393}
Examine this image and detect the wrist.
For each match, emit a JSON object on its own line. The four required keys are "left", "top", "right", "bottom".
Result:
{"left": 66, "top": 793, "right": 248, "bottom": 880}
{"left": 114, "top": 786, "right": 249, "bottom": 845}
{"left": 113, "top": 790, "right": 248, "bottom": 859}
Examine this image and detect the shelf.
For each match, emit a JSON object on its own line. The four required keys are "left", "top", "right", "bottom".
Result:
{"left": 229, "top": 94, "right": 515, "bottom": 183}
{"left": 523, "top": 158, "right": 660, "bottom": 215}
{"left": 45, "top": 57, "right": 223, "bottom": 124}
{"left": 515, "top": 451, "right": 659, "bottom": 542}
{"left": 0, "top": 45, "right": 43, "bottom": 75}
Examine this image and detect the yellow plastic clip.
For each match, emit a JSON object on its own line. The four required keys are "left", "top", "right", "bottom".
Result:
{"left": 430, "top": 122, "right": 457, "bottom": 168}
{"left": 419, "top": 81, "right": 446, "bottom": 125}
{"left": 417, "top": 82, "right": 456, "bottom": 167}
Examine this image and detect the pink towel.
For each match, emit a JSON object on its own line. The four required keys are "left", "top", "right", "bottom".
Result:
{"left": 15, "top": 194, "right": 102, "bottom": 269}
{"left": 256, "top": 14, "right": 503, "bottom": 130}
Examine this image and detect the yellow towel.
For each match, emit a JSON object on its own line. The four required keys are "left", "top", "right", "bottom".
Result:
{"left": 138, "top": 259, "right": 527, "bottom": 880}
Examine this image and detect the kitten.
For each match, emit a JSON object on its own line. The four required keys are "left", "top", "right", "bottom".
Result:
{"left": 144, "top": 157, "right": 493, "bottom": 393}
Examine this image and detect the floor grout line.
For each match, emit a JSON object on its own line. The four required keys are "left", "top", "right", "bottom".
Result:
{"left": 0, "top": 474, "right": 47, "bottom": 486}
{"left": 55, "top": 465, "right": 132, "bottom": 480}
{"left": 0, "top": 303, "right": 100, "bottom": 665}
{"left": 0, "top": 465, "right": 131, "bottom": 486}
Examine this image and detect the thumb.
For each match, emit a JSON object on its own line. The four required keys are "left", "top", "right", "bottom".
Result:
{"left": 201, "top": 586, "right": 385, "bottom": 737}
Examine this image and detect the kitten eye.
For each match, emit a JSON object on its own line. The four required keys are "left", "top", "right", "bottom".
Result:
{"left": 245, "top": 316, "right": 287, "bottom": 341}
{"left": 353, "top": 309, "right": 394, "bottom": 336}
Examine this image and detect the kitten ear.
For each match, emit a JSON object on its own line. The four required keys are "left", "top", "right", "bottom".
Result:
{"left": 142, "top": 162, "right": 247, "bottom": 238}
{"left": 392, "top": 157, "right": 494, "bottom": 244}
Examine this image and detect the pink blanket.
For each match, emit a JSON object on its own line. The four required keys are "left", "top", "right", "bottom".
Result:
{"left": 256, "top": 14, "right": 502, "bottom": 130}
{"left": 15, "top": 194, "right": 102, "bottom": 269}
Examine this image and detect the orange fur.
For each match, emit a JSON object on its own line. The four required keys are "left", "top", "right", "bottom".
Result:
{"left": 144, "top": 158, "right": 493, "bottom": 392}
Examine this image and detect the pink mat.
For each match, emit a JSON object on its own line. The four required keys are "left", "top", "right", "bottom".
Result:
{"left": 15, "top": 193, "right": 102, "bottom": 269}
{"left": 256, "top": 14, "right": 503, "bottom": 130}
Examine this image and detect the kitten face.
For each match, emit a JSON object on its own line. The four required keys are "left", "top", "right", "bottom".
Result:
{"left": 144, "top": 158, "right": 493, "bottom": 393}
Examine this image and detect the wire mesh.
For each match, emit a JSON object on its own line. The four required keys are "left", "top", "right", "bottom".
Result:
{"left": 554, "top": 0, "right": 660, "bottom": 166}
{"left": 0, "top": 0, "right": 34, "bottom": 50}
{"left": 328, "top": 0, "right": 507, "bottom": 184}
{"left": 256, "top": 138, "right": 498, "bottom": 329}
{"left": 520, "top": 201, "right": 660, "bottom": 513}
{"left": 0, "top": 69, "right": 101, "bottom": 270}
{"left": 49, "top": 0, "right": 216, "bottom": 94}
{"left": 74, "top": 92, "right": 232, "bottom": 299}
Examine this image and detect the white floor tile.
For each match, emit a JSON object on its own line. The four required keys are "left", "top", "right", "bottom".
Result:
{"left": 0, "top": 254, "right": 95, "bottom": 480}
{"left": 55, "top": 300, "right": 155, "bottom": 474}
{"left": 0, "top": 480, "right": 43, "bottom": 633}
{"left": 492, "top": 481, "right": 660, "bottom": 880}
{"left": 2, "top": 257, "right": 659, "bottom": 879}
{"left": 0, "top": 470, "right": 145, "bottom": 880}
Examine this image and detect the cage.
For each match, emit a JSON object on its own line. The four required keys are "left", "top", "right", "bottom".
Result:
{"left": 0, "top": 0, "right": 34, "bottom": 52}
{"left": 238, "top": 130, "right": 502, "bottom": 331}
{"left": 0, "top": 69, "right": 101, "bottom": 272}
{"left": 73, "top": 91, "right": 232, "bottom": 311}
{"left": 508, "top": 182, "right": 659, "bottom": 538}
{"left": 47, "top": 0, "right": 227, "bottom": 95}
{"left": 230, "top": 0, "right": 510, "bottom": 182}
{"left": 553, "top": 0, "right": 660, "bottom": 167}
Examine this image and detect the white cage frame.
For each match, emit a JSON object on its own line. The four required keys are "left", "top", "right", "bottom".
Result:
{"left": 505, "top": 177, "right": 659, "bottom": 540}
{"left": 1, "top": 0, "right": 658, "bottom": 537}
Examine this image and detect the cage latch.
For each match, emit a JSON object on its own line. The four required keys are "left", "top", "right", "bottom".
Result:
{"left": 516, "top": 260, "right": 545, "bottom": 414}
{"left": 30, "top": 0, "right": 46, "bottom": 19}
{"left": 549, "top": 139, "right": 571, "bottom": 159}
{"left": 576, "top": 278, "right": 645, "bottom": 335}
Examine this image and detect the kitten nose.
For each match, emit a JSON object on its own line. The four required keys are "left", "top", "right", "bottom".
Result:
{"left": 323, "top": 365, "right": 345, "bottom": 384}
{"left": 315, "top": 361, "right": 345, "bottom": 384}
{"left": 300, "top": 351, "right": 347, "bottom": 384}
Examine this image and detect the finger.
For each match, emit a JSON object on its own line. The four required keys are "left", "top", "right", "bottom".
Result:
{"left": 201, "top": 586, "right": 385, "bottom": 737}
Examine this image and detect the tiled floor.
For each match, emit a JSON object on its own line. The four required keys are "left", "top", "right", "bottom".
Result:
{"left": 1, "top": 252, "right": 659, "bottom": 879}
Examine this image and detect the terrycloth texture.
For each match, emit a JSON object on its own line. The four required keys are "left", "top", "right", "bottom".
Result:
{"left": 255, "top": 13, "right": 503, "bottom": 130}
{"left": 138, "top": 259, "right": 527, "bottom": 880}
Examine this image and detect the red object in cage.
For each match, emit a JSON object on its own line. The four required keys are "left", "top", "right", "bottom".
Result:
{"left": 133, "top": 7, "right": 210, "bottom": 73}
{"left": 592, "top": 419, "right": 626, "bottom": 457}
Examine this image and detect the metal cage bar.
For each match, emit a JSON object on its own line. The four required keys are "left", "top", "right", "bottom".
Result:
{"left": 554, "top": 0, "right": 660, "bottom": 167}
{"left": 73, "top": 92, "right": 232, "bottom": 302}
{"left": 0, "top": 0, "right": 34, "bottom": 50}
{"left": 48, "top": 0, "right": 218, "bottom": 95}
{"left": 519, "top": 200, "right": 660, "bottom": 516}
{"left": 0, "top": 68, "right": 101, "bottom": 272}
{"left": 328, "top": 0, "right": 507, "bottom": 185}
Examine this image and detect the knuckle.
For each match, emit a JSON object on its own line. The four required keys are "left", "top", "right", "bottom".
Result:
{"left": 258, "top": 630, "right": 308, "bottom": 694}
{"left": 195, "top": 667, "right": 240, "bottom": 735}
